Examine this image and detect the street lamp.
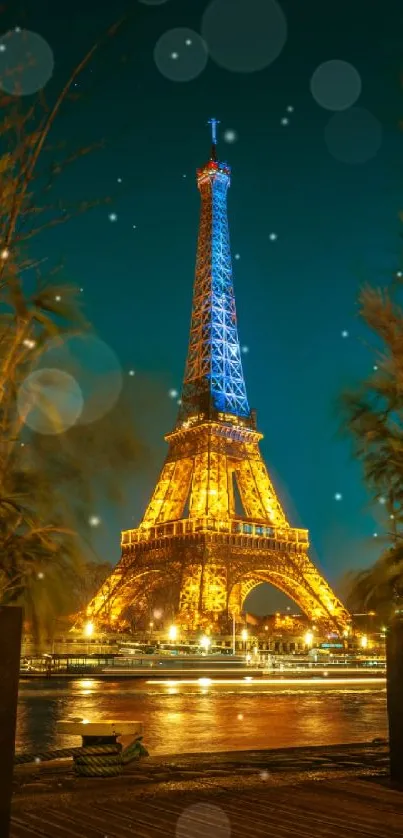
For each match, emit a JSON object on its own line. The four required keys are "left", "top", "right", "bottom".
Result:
{"left": 168, "top": 625, "right": 177, "bottom": 642}
{"left": 241, "top": 628, "right": 248, "bottom": 655}
{"left": 84, "top": 621, "right": 94, "bottom": 658}
{"left": 360, "top": 634, "right": 368, "bottom": 650}
{"left": 200, "top": 635, "right": 211, "bottom": 653}
{"left": 149, "top": 621, "right": 154, "bottom": 641}
{"left": 304, "top": 630, "right": 314, "bottom": 649}
{"left": 84, "top": 621, "right": 94, "bottom": 638}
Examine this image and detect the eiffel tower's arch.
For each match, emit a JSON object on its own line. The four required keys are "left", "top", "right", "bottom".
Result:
{"left": 228, "top": 569, "right": 339, "bottom": 626}
{"left": 87, "top": 566, "right": 180, "bottom": 627}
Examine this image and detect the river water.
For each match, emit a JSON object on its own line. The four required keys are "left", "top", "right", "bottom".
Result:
{"left": 16, "top": 678, "right": 388, "bottom": 756}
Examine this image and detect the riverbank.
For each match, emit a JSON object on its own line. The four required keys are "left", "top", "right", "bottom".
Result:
{"left": 11, "top": 741, "right": 402, "bottom": 837}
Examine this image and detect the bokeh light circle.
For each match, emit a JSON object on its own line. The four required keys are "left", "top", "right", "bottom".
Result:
{"left": 37, "top": 334, "right": 123, "bottom": 426}
{"left": 154, "top": 28, "right": 208, "bottom": 82}
{"left": 0, "top": 29, "right": 54, "bottom": 96}
{"left": 310, "top": 60, "right": 362, "bottom": 111}
{"left": 201, "top": 0, "right": 287, "bottom": 74}
{"left": 17, "top": 369, "right": 83, "bottom": 435}
{"left": 176, "top": 803, "right": 231, "bottom": 838}
{"left": 325, "top": 107, "right": 383, "bottom": 164}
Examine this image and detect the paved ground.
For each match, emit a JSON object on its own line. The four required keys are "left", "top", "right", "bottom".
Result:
{"left": 10, "top": 741, "right": 403, "bottom": 837}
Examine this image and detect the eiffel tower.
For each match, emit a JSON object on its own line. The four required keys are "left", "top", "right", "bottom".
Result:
{"left": 87, "top": 120, "right": 350, "bottom": 634}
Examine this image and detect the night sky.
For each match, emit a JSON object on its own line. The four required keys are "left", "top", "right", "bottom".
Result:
{"left": 4, "top": 0, "right": 403, "bottom": 613}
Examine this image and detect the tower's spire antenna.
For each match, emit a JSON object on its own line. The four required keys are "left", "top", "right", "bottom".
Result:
{"left": 208, "top": 117, "right": 220, "bottom": 161}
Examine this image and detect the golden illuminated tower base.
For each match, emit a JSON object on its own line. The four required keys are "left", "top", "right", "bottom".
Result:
{"left": 87, "top": 417, "right": 350, "bottom": 633}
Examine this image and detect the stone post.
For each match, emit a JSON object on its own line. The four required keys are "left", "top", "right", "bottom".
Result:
{"left": 386, "top": 612, "right": 403, "bottom": 784}
{"left": 0, "top": 606, "right": 23, "bottom": 837}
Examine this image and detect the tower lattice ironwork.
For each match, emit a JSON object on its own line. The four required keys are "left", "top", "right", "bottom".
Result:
{"left": 87, "top": 121, "right": 350, "bottom": 634}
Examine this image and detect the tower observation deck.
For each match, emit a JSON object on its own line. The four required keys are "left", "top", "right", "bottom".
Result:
{"left": 86, "top": 121, "right": 350, "bottom": 635}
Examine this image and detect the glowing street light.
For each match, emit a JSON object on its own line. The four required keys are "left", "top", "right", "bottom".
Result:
{"left": 241, "top": 629, "right": 248, "bottom": 642}
{"left": 84, "top": 621, "right": 94, "bottom": 638}
{"left": 168, "top": 625, "right": 177, "bottom": 642}
{"left": 360, "top": 634, "right": 368, "bottom": 649}
{"left": 304, "top": 630, "right": 314, "bottom": 648}
{"left": 200, "top": 635, "right": 211, "bottom": 651}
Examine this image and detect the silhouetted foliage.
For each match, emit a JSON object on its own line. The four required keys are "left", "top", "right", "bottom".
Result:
{"left": 340, "top": 281, "right": 403, "bottom": 619}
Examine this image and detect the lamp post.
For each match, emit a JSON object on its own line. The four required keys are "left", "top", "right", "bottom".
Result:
{"left": 168, "top": 625, "right": 177, "bottom": 643}
{"left": 200, "top": 635, "right": 211, "bottom": 655}
{"left": 241, "top": 628, "right": 248, "bottom": 656}
{"left": 84, "top": 621, "right": 94, "bottom": 657}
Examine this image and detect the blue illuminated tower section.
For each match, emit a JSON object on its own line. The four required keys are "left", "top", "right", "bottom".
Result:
{"left": 179, "top": 118, "right": 251, "bottom": 424}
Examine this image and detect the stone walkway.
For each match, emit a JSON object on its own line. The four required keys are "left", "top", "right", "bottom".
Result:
{"left": 11, "top": 741, "right": 403, "bottom": 838}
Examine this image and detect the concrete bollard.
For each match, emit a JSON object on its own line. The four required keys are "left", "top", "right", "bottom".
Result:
{"left": 386, "top": 612, "right": 403, "bottom": 784}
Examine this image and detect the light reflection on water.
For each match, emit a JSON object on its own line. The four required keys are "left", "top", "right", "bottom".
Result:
{"left": 16, "top": 678, "right": 388, "bottom": 756}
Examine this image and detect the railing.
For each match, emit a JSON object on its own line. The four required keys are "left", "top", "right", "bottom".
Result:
{"left": 122, "top": 518, "right": 309, "bottom": 546}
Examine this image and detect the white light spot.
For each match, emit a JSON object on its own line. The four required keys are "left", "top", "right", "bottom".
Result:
{"left": 373, "top": 532, "right": 378, "bottom": 538}
{"left": 310, "top": 60, "right": 362, "bottom": 112}
{"left": 260, "top": 770, "right": 270, "bottom": 780}
{"left": 89, "top": 515, "right": 101, "bottom": 527}
{"left": 132, "top": 224, "right": 137, "bottom": 229}
{"left": 117, "top": 177, "right": 122, "bottom": 183}
{"left": 34, "top": 757, "right": 41, "bottom": 763}
{"left": 334, "top": 492, "right": 343, "bottom": 501}
{"left": 23, "top": 339, "right": 36, "bottom": 349}
{"left": 154, "top": 28, "right": 208, "bottom": 83}
{"left": 373, "top": 365, "right": 378, "bottom": 371}
{"left": 169, "top": 389, "right": 179, "bottom": 399}
{"left": 397, "top": 271, "right": 403, "bottom": 278}
{"left": 0, "top": 44, "right": 6, "bottom": 53}
{"left": 177, "top": 399, "right": 182, "bottom": 405}
{"left": 241, "top": 345, "right": 249, "bottom": 354}
{"left": 201, "top": 0, "right": 287, "bottom": 74}
{"left": 341, "top": 330, "right": 349, "bottom": 338}
{"left": 108, "top": 213, "right": 118, "bottom": 222}
{"left": 128, "top": 370, "right": 135, "bottom": 377}
{"left": 234, "top": 253, "right": 241, "bottom": 260}
{"left": 325, "top": 107, "right": 383, "bottom": 165}
{"left": 224, "top": 129, "right": 238, "bottom": 143}
{"left": 281, "top": 117, "right": 289, "bottom": 126}
{"left": 176, "top": 803, "right": 231, "bottom": 838}
{"left": 182, "top": 174, "right": 187, "bottom": 178}
{"left": 237, "top": 713, "right": 244, "bottom": 720}
{"left": 55, "top": 295, "right": 61, "bottom": 302}
{"left": 37, "top": 572, "right": 44, "bottom": 579}
{"left": 0, "top": 29, "right": 54, "bottom": 96}
{"left": 390, "top": 514, "right": 395, "bottom": 520}
{"left": 1, "top": 248, "right": 9, "bottom": 259}
{"left": 80, "top": 288, "right": 84, "bottom": 293}
{"left": 378, "top": 496, "right": 386, "bottom": 505}
{"left": 269, "top": 232, "right": 278, "bottom": 241}
{"left": 17, "top": 368, "right": 83, "bottom": 435}
{"left": 286, "top": 105, "right": 294, "bottom": 112}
